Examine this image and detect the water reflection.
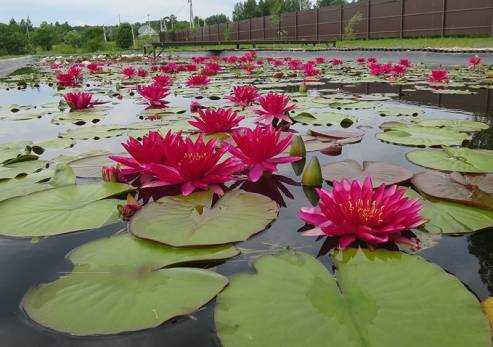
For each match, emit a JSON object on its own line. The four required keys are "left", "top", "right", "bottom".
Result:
{"left": 468, "top": 229, "right": 493, "bottom": 297}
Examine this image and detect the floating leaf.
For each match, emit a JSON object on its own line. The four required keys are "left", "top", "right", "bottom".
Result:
{"left": 215, "top": 249, "right": 490, "bottom": 347}
{"left": 0, "top": 160, "right": 48, "bottom": 179}
{"left": 412, "top": 171, "right": 493, "bottom": 209}
{"left": 416, "top": 119, "right": 488, "bottom": 132}
{"left": 377, "top": 105, "right": 424, "bottom": 117}
{"left": 22, "top": 268, "right": 227, "bottom": 336}
{"left": 0, "top": 170, "right": 54, "bottom": 202}
{"left": 406, "top": 188, "right": 493, "bottom": 234}
{"left": 407, "top": 148, "right": 493, "bottom": 173}
{"left": 377, "top": 123, "right": 469, "bottom": 147}
{"left": 68, "top": 232, "right": 240, "bottom": 272}
{"left": 322, "top": 160, "right": 413, "bottom": 186}
{"left": 130, "top": 190, "right": 278, "bottom": 246}
{"left": 0, "top": 183, "right": 131, "bottom": 237}
{"left": 293, "top": 111, "right": 356, "bottom": 127}
{"left": 69, "top": 154, "right": 116, "bottom": 178}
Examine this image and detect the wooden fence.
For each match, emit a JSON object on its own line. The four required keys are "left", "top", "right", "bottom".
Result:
{"left": 160, "top": 0, "right": 493, "bottom": 43}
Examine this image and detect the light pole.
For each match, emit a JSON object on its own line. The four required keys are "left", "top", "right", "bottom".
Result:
{"left": 189, "top": 0, "right": 194, "bottom": 29}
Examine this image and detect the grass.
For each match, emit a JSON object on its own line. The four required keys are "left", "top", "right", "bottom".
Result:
{"left": 162, "top": 36, "right": 493, "bottom": 51}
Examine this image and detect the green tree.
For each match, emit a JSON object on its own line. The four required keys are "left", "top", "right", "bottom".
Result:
{"left": 64, "top": 30, "right": 82, "bottom": 48}
{"left": 81, "top": 27, "right": 105, "bottom": 52}
{"left": 32, "top": 22, "right": 57, "bottom": 50}
{"left": 116, "top": 23, "right": 133, "bottom": 49}
{"left": 0, "top": 22, "right": 28, "bottom": 54}
{"left": 205, "top": 14, "right": 230, "bottom": 25}
{"left": 316, "top": 0, "right": 346, "bottom": 8}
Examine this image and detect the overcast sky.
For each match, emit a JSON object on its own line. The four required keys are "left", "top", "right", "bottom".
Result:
{"left": 1, "top": 0, "right": 237, "bottom": 26}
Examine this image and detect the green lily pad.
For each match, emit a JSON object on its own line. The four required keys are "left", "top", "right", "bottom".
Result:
{"left": 293, "top": 111, "right": 356, "bottom": 127}
{"left": 406, "top": 188, "right": 493, "bottom": 234}
{"left": 22, "top": 268, "right": 227, "bottom": 336}
{"left": 60, "top": 125, "right": 127, "bottom": 140}
{"left": 416, "top": 119, "right": 488, "bottom": 132}
{"left": 68, "top": 232, "right": 240, "bottom": 272}
{"left": 0, "top": 160, "right": 48, "bottom": 180}
{"left": 377, "top": 123, "right": 469, "bottom": 147}
{"left": 0, "top": 170, "right": 53, "bottom": 202}
{"left": 68, "top": 154, "right": 116, "bottom": 178}
{"left": 0, "top": 141, "right": 33, "bottom": 163}
{"left": 0, "top": 182, "right": 131, "bottom": 237}
{"left": 377, "top": 106, "right": 424, "bottom": 117}
{"left": 130, "top": 190, "right": 279, "bottom": 246}
{"left": 215, "top": 249, "right": 490, "bottom": 347}
{"left": 407, "top": 148, "right": 493, "bottom": 173}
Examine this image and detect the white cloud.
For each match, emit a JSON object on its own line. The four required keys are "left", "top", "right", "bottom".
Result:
{"left": 0, "top": 0, "right": 236, "bottom": 26}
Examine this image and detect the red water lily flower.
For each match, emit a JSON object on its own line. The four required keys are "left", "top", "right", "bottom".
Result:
{"left": 228, "top": 125, "right": 301, "bottom": 182}
{"left": 255, "top": 92, "right": 296, "bottom": 123}
{"left": 190, "top": 101, "right": 204, "bottom": 113}
{"left": 428, "top": 69, "right": 449, "bottom": 84}
{"left": 63, "top": 92, "right": 94, "bottom": 110}
{"left": 137, "top": 68, "right": 148, "bottom": 77}
{"left": 391, "top": 64, "right": 407, "bottom": 76}
{"left": 315, "top": 57, "right": 326, "bottom": 64}
{"left": 186, "top": 74, "right": 211, "bottom": 87}
{"left": 67, "top": 65, "right": 83, "bottom": 79}
{"left": 469, "top": 55, "right": 482, "bottom": 68}
{"left": 160, "top": 63, "right": 181, "bottom": 74}
{"left": 110, "top": 131, "right": 180, "bottom": 183}
{"left": 189, "top": 107, "right": 244, "bottom": 134}
{"left": 122, "top": 66, "right": 136, "bottom": 79}
{"left": 330, "top": 58, "right": 343, "bottom": 66}
{"left": 288, "top": 59, "right": 303, "bottom": 70}
{"left": 143, "top": 136, "right": 244, "bottom": 196}
{"left": 227, "top": 85, "right": 260, "bottom": 107}
{"left": 153, "top": 74, "right": 173, "bottom": 87}
{"left": 298, "top": 177, "right": 425, "bottom": 249}
{"left": 56, "top": 72, "right": 78, "bottom": 87}
{"left": 137, "top": 84, "right": 170, "bottom": 108}
{"left": 303, "top": 63, "right": 321, "bottom": 77}
{"left": 201, "top": 62, "right": 221, "bottom": 76}
{"left": 87, "top": 63, "right": 103, "bottom": 73}
{"left": 399, "top": 58, "right": 411, "bottom": 68}
{"left": 356, "top": 57, "right": 366, "bottom": 65}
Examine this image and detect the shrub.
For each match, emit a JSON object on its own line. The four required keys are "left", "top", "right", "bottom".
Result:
{"left": 64, "top": 30, "right": 82, "bottom": 48}
{"left": 82, "top": 27, "right": 105, "bottom": 52}
{"left": 32, "top": 23, "right": 57, "bottom": 51}
{"left": 0, "top": 23, "right": 28, "bottom": 54}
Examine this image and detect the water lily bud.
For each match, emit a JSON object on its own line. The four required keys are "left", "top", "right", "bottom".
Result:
{"left": 289, "top": 135, "right": 306, "bottom": 158}
{"left": 118, "top": 194, "right": 141, "bottom": 221}
{"left": 302, "top": 156, "right": 323, "bottom": 187}
{"left": 102, "top": 166, "right": 120, "bottom": 182}
{"left": 299, "top": 83, "right": 307, "bottom": 93}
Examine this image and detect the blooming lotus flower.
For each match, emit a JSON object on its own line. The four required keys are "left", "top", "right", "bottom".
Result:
{"left": 137, "top": 68, "right": 148, "bottom": 77}
{"left": 303, "top": 63, "right": 321, "bottom": 77}
{"left": 399, "top": 58, "right": 411, "bottom": 68}
{"left": 469, "top": 55, "right": 481, "bottom": 68}
{"left": 428, "top": 69, "right": 449, "bottom": 84}
{"left": 298, "top": 177, "right": 425, "bottom": 249}
{"left": 189, "top": 108, "right": 244, "bottom": 134}
{"left": 122, "top": 67, "right": 136, "bottom": 79}
{"left": 137, "top": 84, "right": 170, "bottom": 107}
{"left": 63, "top": 92, "right": 95, "bottom": 110}
{"left": 228, "top": 125, "right": 301, "bottom": 182}
{"left": 143, "top": 136, "right": 244, "bottom": 195}
{"left": 186, "top": 74, "right": 211, "bottom": 87}
{"left": 255, "top": 92, "right": 296, "bottom": 123}
{"left": 87, "top": 63, "right": 103, "bottom": 73}
{"left": 153, "top": 74, "right": 173, "bottom": 87}
{"left": 227, "top": 85, "right": 260, "bottom": 107}
{"left": 110, "top": 131, "right": 180, "bottom": 182}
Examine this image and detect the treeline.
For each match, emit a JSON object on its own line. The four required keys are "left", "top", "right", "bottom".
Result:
{"left": 233, "top": 0, "right": 346, "bottom": 21}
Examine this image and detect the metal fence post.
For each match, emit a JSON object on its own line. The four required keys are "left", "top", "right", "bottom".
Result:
{"left": 339, "top": 4, "right": 344, "bottom": 40}
{"left": 441, "top": 0, "right": 447, "bottom": 37}
{"left": 315, "top": 8, "right": 319, "bottom": 41}
{"left": 400, "top": 0, "right": 405, "bottom": 39}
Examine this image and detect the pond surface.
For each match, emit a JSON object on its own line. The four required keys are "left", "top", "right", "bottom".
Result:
{"left": 0, "top": 52, "right": 492, "bottom": 346}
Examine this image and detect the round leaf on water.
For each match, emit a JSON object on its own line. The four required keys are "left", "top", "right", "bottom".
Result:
{"left": 0, "top": 182, "right": 131, "bottom": 237}
{"left": 416, "top": 119, "right": 488, "bottom": 132}
{"left": 0, "top": 160, "right": 48, "bottom": 179}
{"left": 215, "top": 249, "right": 490, "bottom": 347}
{"left": 69, "top": 154, "right": 116, "bottom": 178}
{"left": 406, "top": 188, "right": 493, "bottom": 234}
{"left": 407, "top": 148, "right": 493, "bottom": 173}
{"left": 22, "top": 268, "right": 227, "bottom": 336}
{"left": 377, "top": 106, "right": 424, "bottom": 117}
{"left": 68, "top": 232, "right": 240, "bottom": 272}
{"left": 130, "top": 190, "right": 279, "bottom": 246}
{"left": 377, "top": 124, "right": 469, "bottom": 147}
{"left": 293, "top": 111, "right": 356, "bottom": 127}
{"left": 322, "top": 160, "right": 413, "bottom": 187}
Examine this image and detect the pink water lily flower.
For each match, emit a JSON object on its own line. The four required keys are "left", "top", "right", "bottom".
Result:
{"left": 137, "top": 84, "right": 170, "bottom": 107}
{"left": 298, "top": 177, "right": 425, "bottom": 249}
{"left": 227, "top": 85, "right": 260, "bottom": 107}
{"left": 186, "top": 74, "right": 211, "bottom": 87}
{"left": 428, "top": 69, "right": 449, "bottom": 84}
{"left": 330, "top": 58, "right": 343, "bottom": 66}
{"left": 110, "top": 131, "right": 180, "bottom": 182}
{"left": 469, "top": 55, "right": 481, "bottom": 68}
{"left": 189, "top": 108, "right": 244, "bottom": 134}
{"left": 63, "top": 92, "right": 94, "bottom": 110}
{"left": 137, "top": 68, "right": 148, "bottom": 77}
{"left": 122, "top": 66, "right": 136, "bottom": 79}
{"left": 153, "top": 74, "right": 173, "bottom": 87}
{"left": 255, "top": 92, "right": 296, "bottom": 123}
{"left": 228, "top": 125, "right": 301, "bottom": 182}
{"left": 356, "top": 57, "right": 366, "bottom": 65}
{"left": 303, "top": 63, "right": 321, "bottom": 77}
{"left": 399, "top": 58, "right": 411, "bottom": 68}
{"left": 87, "top": 63, "right": 103, "bottom": 74}
{"left": 143, "top": 136, "right": 244, "bottom": 196}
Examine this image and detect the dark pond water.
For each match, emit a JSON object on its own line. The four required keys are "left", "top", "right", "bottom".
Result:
{"left": 0, "top": 58, "right": 493, "bottom": 346}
